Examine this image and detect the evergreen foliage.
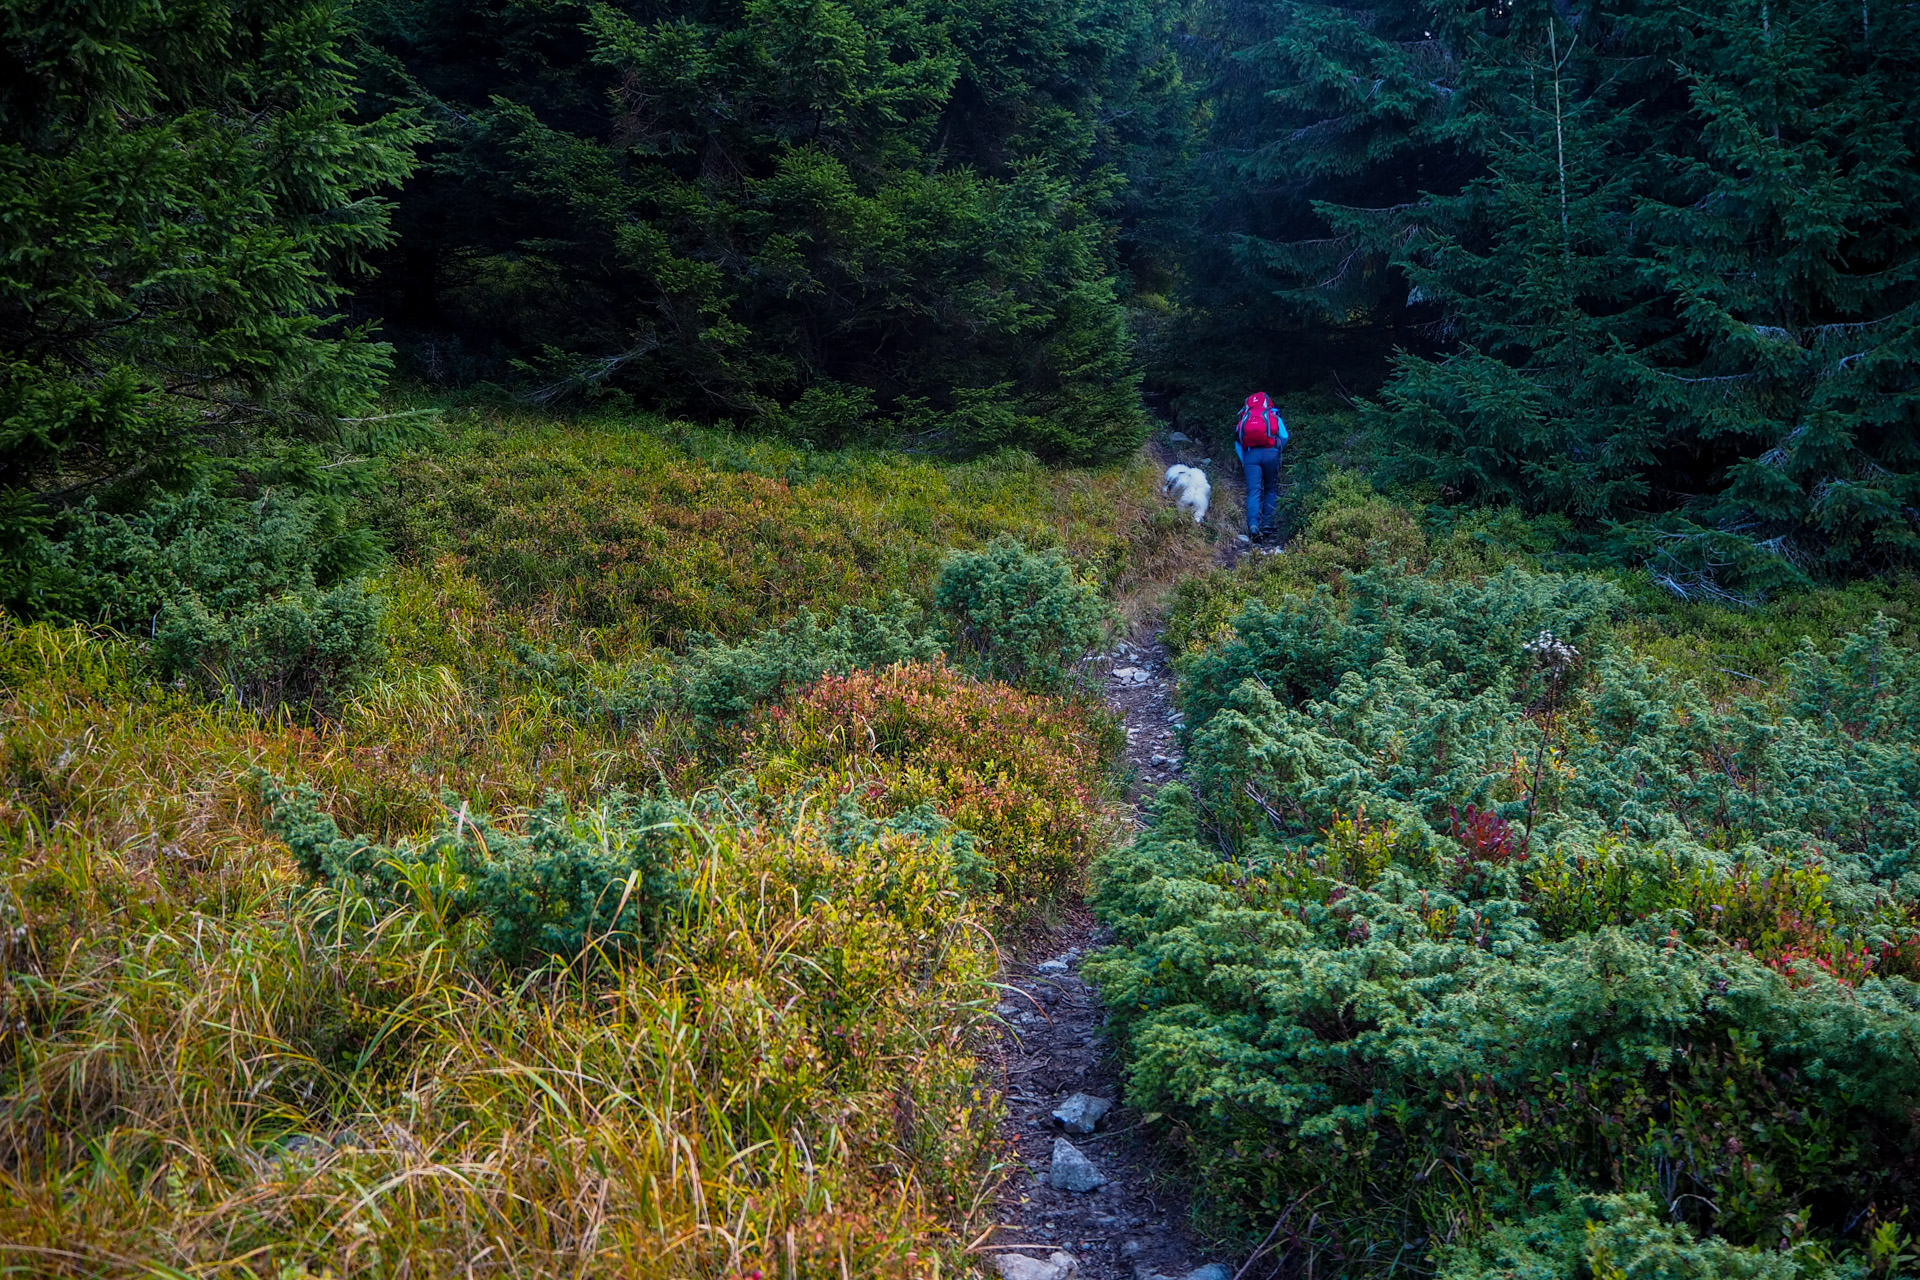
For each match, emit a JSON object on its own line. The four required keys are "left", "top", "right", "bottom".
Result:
{"left": 260, "top": 774, "right": 692, "bottom": 966}
{"left": 1089, "top": 565, "right": 1920, "bottom": 1272}
{"left": 1132, "top": 0, "right": 1481, "bottom": 422}
{"left": 354, "top": 0, "right": 1162, "bottom": 458}
{"left": 1, "top": 0, "right": 424, "bottom": 615}
{"left": 676, "top": 593, "right": 940, "bottom": 733}
{"left": 1369, "top": 0, "right": 1920, "bottom": 583}
{"left": 1437, "top": 1193, "right": 1807, "bottom": 1280}
{"left": 1150, "top": 0, "right": 1920, "bottom": 584}
{"left": 934, "top": 534, "right": 1110, "bottom": 688}
{"left": 57, "top": 489, "right": 386, "bottom": 711}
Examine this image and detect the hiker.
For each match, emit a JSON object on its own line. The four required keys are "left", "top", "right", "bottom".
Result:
{"left": 1233, "top": 391, "right": 1287, "bottom": 541}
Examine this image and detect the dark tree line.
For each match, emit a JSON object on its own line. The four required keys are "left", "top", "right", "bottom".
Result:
{"left": 348, "top": 0, "right": 1183, "bottom": 459}
{"left": 3, "top": 0, "right": 1917, "bottom": 621}
{"left": 1159, "top": 0, "right": 1920, "bottom": 584}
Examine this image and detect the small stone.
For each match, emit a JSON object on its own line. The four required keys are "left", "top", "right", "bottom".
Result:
{"left": 1111, "top": 666, "right": 1150, "bottom": 686}
{"left": 1149, "top": 753, "right": 1169, "bottom": 768}
{"left": 1051, "top": 1093, "right": 1114, "bottom": 1135}
{"left": 995, "top": 1251, "right": 1078, "bottom": 1280}
{"left": 1182, "top": 1266, "right": 1231, "bottom": 1280}
{"left": 1036, "top": 957, "right": 1070, "bottom": 974}
{"left": 1236, "top": 534, "right": 1250, "bottom": 544}
{"left": 1048, "top": 1138, "right": 1107, "bottom": 1191}
{"left": 1119, "top": 1241, "right": 1147, "bottom": 1260}
{"left": 1166, "top": 431, "right": 1192, "bottom": 443}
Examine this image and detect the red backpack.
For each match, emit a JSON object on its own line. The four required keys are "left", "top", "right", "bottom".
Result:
{"left": 1236, "top": 392, "right": 1285, "bottom": 448}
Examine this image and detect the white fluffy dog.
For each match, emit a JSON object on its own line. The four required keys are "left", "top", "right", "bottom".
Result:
{"left": 1163, "top": 463, "right": 1210, "bottom": 523}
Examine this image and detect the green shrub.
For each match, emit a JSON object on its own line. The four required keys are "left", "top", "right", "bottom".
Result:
{"left": 779, "top": 383, "right": 879, "bottom": 449}
{"left": 156, "top": 579, "right": 383, "bottom": 713}
{"left": 511, "top": 641, "right": 663, "bottom": 732}
{"left": 1161, "top": 474, "right": 1566, "bottom": 657}
{"left": 1090, "top": 568, "right": 1920, "bottom": 1273}
{"left": 934, "top": 535, "right": 1108, "bottom": 689}
{"left": 1439, "top": 1194, "right": 1809, "bottom": 1280}
{"left": 1178, "top": 564, "right": 1621, "bottom": 742}
{"left": 508, "top": 593, "right": 943, "bottom": 741}
{"left": 678, "top": 594, "right": 941, "bottom": 734}
{"left": 259, "top": 775, "right": 690, "bottom": 967}
{"left": 52, "top": 488, "right": 385, "bottom": 712}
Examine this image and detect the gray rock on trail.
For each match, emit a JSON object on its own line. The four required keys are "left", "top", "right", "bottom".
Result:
{"left": 1047, "top": 1137, "right": 1107, "bottom": 1191}
{"left": 1050, "top": 1092, "right": 1114, "bottom": 1135}
{"left": 1135, "top": 1266, "right": 1230, "bottom": 1280}
{"left": 1167, "top": 431, "right": 1193, "bottom": 443}
{"left": 995, "top": 1251, "right": 1079, "bottom": 1280}
{"left": 1111, "top": 665, "right": 1151, "bottom": 686}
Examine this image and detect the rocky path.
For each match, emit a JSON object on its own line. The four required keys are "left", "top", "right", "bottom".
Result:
{"left": 978, "top": 634, "right": 1232, "bottom": 1280}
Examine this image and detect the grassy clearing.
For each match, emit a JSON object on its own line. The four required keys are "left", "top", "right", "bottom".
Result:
{"left": 372, "top": 409, "right": 1210, "bottom": 648}
{"left": 0, "top": 412, "right": 1201, "bottom": 1275}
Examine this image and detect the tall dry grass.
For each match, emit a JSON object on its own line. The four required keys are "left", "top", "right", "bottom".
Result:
{"left": 0, "top": 622, "right": 1018, "bottom": 1274}
{"left": 2, "top": 780, "right": 999, "bottom": 1275}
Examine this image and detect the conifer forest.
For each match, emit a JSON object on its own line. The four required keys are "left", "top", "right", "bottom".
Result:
{"left": 3, "top": 0, "right": 1919, "bottom": 1275}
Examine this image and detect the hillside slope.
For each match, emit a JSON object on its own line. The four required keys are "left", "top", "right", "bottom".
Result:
{"left": 0, "top": 412, "right": 1208, "bottom": 1275}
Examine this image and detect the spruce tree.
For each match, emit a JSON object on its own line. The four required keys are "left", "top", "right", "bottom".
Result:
{"left": 1365, "top": 0, "right": 1669, "bottom": 521}
{"left": 1369, "top": 0, "right": 1920, "bottom": 587}
{"left": 0, "top": 0, "right": 424, "bottom": 614}
{"left": 354, "top": 0, "right": 1159, "bottom": 459}
{"left": 1641, "top": 0, "right": 1920, "bottom": 575}
{"left": 1137, "top": 0, "right": 1488, "bottom": 419}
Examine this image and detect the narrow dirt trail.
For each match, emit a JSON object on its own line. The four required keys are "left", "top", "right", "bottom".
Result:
{"left": 975, "top": 432, "right": 1282, "bottom": 1280}
{"left": 978, "top": 630, "right": 1232, "bottom": 1280}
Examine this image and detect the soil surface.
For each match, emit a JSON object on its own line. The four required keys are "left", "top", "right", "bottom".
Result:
{"left": 979, "top": 630, "right": 1235, "bottom": 1280}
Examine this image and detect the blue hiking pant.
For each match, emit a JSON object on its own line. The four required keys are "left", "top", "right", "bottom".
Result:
{"left": 1240, "top": 445, "right": 1282, "bottom": 535}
